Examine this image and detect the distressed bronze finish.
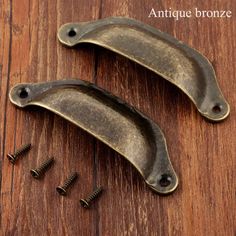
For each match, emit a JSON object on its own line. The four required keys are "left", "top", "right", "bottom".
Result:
{"left": 9, "top": 79, "right": 178, "bottom": 194}
{"left": 58, "top": 17, "right": 230, "bottom": 122}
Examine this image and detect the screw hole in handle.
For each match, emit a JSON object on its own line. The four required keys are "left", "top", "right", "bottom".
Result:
{"left": 159, "top": 174, "right": 172, "bottom": 187}
{"left": 67, "top": 28, "right": 77, "bottom": 37}
{"left": 212, "top": 104, "right": 222, "bottom": 114}
{"left": 18, "top": 87, "right": 29, "bottom": 99}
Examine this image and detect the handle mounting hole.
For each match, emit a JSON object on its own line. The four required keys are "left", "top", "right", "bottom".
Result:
{"left": 67, "top": 28, "right": 77, "bottom": 37}
{"left": 212, "top": 104, "right": 222, "bottom": 114}
{"left": 18, "top": 87, "right": 29, "bottom": 99}
{"left": 159, "top": 174, "right": 172, "bottom": 187}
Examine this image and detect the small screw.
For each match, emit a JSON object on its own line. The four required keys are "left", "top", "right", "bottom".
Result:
{"left": 7, "top": 143, "right": 31, "bottom": 164}
{"left": 56, "top": 172, "right": 78, "bottom": 196}
{"left": 80, "top": 187, "right": 103, "bottom": 208}
{"left": 30, "top": 157, "right": 55, "bottom": 179}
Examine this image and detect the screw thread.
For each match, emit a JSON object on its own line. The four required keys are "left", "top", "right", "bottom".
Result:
{"left": 87, "top": 187, "right": 103, "bottom": 203}
{"left": 62, "top": 172, "right": 78, "bottom": 189}
{"left": 36, "top": 157, "right": 54, "bottom": 175}
{"left": 14, "top": 143, "right": 31, "bottom": 158}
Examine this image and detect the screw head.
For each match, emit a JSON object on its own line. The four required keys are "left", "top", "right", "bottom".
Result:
{"left": 80, "top": 199, "right": 90, "bottom": 208}
{"left": 56, "top": 186, "right": 67, "bottom": 196}
{"left": 7, "top": 154, "right": 15, "bottom": 164}
{"left": 30, "top": 169, "right": 40, "bottom": 179}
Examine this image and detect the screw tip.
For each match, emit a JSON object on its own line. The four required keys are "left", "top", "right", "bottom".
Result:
{"left": 56, "top": 186, "right": 67, "bottom": 196}
{"left": 30, "top": 169, "right": 40, "bottom": 179}
{"left": 80, "top": 199, "right": 90, "bottom": 208}
{"left": 72, "top": 172, "right": 79, "bottom": 178}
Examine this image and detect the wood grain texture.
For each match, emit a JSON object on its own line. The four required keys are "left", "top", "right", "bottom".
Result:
{"left": 0, "top": 0, "right": 235, "bottom": 235}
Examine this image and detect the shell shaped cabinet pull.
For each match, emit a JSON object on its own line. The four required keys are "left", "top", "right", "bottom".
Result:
{"left": 9, "top": 79, "right": 178, "bottom": 195}
{"left": 58, "top": 17, "right": 230, "bottom": 122}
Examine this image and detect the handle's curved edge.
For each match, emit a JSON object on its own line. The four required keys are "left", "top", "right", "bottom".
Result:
{"left": 57, "top": 17, "right": 230, "bottom": 122}
{"left": 9, "top": 79, "right": 178, "bottom": 194}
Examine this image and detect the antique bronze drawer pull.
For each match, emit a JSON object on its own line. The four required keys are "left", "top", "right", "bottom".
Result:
{"left": 58, "top": 17, "right": 230, "bottom": 122}
{"left": 9, "top": 79, "right": 178, "bottom": 194}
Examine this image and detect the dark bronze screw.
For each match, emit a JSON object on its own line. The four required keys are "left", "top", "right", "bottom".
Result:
{"left": 7, "top": 143, "right": 31, "bottom": 164}
{"left": 80, "top": 187, "right": 103, "bottom": 208}
{"left": 56, "top": 172, "right": 78, "bottom": 196}
{"left": 30, "top": 157, "right": 55, "bottom": 179}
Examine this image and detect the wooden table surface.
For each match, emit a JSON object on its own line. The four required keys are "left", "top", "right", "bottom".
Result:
{"left": 0, "top": 0, "right": 235, "bottom": 235}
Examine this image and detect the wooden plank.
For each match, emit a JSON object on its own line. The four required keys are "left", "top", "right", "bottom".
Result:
{"left": 0, "top": 0, "right": 235, "bottom": 235}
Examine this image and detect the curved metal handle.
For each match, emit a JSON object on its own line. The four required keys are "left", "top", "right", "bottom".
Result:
{"left": 9, "top": 79, "right": 178, "bottom": 194}
{"left": 58, "top": 17, "right": 230, "bottom": 122}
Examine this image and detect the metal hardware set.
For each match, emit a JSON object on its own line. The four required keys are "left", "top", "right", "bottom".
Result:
{"left": 8, "top": 17, "right": 230, "bottom": 196}
{"left": 7, "top": 144, "right": 103, "bottom": 208}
